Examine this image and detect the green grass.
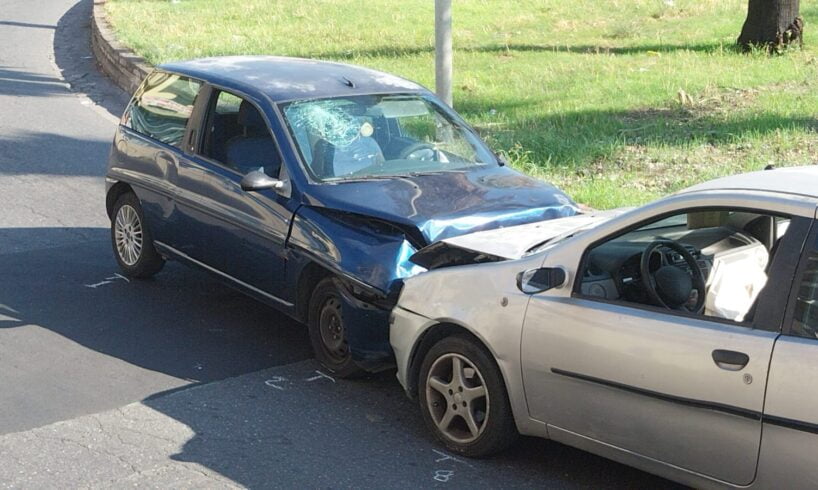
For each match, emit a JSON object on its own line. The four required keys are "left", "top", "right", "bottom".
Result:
{"left": 106, "top": 0, "right": 818, "bottom": 208}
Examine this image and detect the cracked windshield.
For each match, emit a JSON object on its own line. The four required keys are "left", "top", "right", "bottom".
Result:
{"left": 282, "top": 94, "right": 495, "bottom": 181}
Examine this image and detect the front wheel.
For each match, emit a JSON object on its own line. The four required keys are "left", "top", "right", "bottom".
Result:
{"left": 418, "top": 335, "right": 518, "bottom": 457}
{"left": 110, "top": 192, "right": 164, "bottom": 278}
{"left": 307, "top": 278, "right": 365, "bottom": 378}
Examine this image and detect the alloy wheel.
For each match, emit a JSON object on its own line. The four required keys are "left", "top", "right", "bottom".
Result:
{"left": 114, "top": 204, "right": 143, "bottom": 266}
{"left": 425, "top": 353, "right": 490, "bottom": 443}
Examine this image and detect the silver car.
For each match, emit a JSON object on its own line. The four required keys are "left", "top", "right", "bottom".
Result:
{"left": 391, "top": 166, "right": 818, "bottom": 489}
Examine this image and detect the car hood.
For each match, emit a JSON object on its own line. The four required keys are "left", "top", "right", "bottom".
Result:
{"left": 410, "top": 210, "right": 626, "bottom": 269}
{"left": 300, "top": 165, "right": 579, "bottom": 245}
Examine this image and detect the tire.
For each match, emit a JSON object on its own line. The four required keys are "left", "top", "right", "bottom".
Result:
{"left": 418, "top": 335, "right": 518, "bottom": 457}
{"left": 110, "top": 192, "right": 164, "bottom": 278}
{"left": 307, "top": 278, "right": 365, "bottom": 379}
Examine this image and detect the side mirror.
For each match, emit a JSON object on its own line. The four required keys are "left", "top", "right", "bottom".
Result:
{"left": 516, "top": 267, "right": 567, "bottom": 294}
{"left": 496, "top": 153, "right": 509, "bottom": 167}
{"left": 240, "top": 169, "right": 285, "bottom": 192}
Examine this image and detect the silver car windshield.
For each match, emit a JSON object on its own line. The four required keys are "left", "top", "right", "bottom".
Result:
{"left": 281, "top": 94, "right": 496, "bottom": 182}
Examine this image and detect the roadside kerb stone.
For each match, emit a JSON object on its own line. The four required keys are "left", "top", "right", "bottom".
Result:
{"left": 90, "top": 0, "right": 150, "bottom": 95}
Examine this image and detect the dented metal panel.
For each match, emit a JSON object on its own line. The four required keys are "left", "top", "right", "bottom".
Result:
{"left": 288, "top": 206, "right": 426, "bottom": 296}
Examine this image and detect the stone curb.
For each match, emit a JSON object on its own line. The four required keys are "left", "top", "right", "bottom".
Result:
{"left": 90, "top": 0, "right": 151, "bottom": 95}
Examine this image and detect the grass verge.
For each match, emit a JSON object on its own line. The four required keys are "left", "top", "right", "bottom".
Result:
{"left": 106, "top": 0, "right": 818, "bottom": 208}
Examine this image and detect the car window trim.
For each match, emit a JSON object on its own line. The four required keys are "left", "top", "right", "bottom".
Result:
{"left": 781, "top": 212, "right": 818, "bottom": 338}
{"left": 571, "top": 205, "right": 810, "bottom": 333}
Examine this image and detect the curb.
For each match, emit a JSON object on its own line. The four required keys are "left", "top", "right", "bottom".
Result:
{"left": 90, "top": 0, "right": 151, "bottom": 95}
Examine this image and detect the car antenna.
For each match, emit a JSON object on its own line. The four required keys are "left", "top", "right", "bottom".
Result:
{"left": 341, "top": 76, "right": 356, "bottom": 88}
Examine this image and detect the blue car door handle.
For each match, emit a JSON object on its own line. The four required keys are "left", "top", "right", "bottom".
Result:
{"left": 156, "top": 150, "right": 178, "bottom": 166}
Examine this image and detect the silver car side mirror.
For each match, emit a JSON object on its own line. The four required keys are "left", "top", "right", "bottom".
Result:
{"left": 240, "top": 169, "right": 286, "bottom": 192}
{"left": 517, "top": 267, "right": 567, "bottom": 294}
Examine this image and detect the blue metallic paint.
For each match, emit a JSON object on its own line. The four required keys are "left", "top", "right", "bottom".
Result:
{"left": 106, "top": 57, "right": 579, "bottom": 370}
{"left": 300, "top": 166, "right": 578, "bottom": 243}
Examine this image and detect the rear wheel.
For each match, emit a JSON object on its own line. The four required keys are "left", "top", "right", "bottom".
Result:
{"left": 418, "top": 335, "right": 518, "bottom": 457}
{"left": 110, "top": 192, "right": 164, "bottom": 278}
{"left": 307, "top": 278, "right": 365, "bottom": 378}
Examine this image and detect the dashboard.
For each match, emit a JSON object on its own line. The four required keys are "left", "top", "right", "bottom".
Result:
{"left": 579, "top": 224, "right": 763, "bottom": 305}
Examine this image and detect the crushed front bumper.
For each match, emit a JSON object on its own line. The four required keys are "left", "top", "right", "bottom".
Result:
{"left": 389, "top": 306, "right": 431, "bottom": 392}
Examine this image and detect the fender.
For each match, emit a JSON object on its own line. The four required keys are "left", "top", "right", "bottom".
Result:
{"left": 286, "top": 205, "right": 428, "bottom": 368}
{"left": 287, "top": 205, "right": 426, "bottom": 300}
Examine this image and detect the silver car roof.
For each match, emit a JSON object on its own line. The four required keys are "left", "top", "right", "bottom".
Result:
{"left": 679, "top": 165, "right": 818, "bottom": 200}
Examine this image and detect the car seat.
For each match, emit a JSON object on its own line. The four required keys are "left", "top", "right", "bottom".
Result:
{"left": 224, "top": 101, "right": 281, "bottom": 176}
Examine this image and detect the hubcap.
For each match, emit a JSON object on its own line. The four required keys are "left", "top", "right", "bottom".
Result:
{"left": 426, "top": 353, "right": 489, "bottom": 443}
{"left": 114, "top": 204, "right": 143, "bottom": 266}
{"left": 318, "top": 296, "right": 349, "bottom": 363}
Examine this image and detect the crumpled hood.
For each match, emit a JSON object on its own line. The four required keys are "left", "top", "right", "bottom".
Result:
{"left": 437, "top": 212, "right": 619, "bottom": 259}
{"left": 409, "top": 209, "right": 626, "bottom": 269}
{"left": 301, "top": 165, "right": 579, "bottom": 245}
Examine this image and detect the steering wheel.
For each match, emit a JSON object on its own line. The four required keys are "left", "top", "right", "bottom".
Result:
{"left": 640, "top": 239, "right": 706, "bottom": 313}
{"left": 399, "top": 142, "right": 437, "bottom": 161}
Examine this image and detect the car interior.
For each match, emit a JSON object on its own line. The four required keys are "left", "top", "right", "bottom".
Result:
{"left": 579, "top": 209, "right": 790, "bottom": 322}
{"left": 201, "top": 92, "right": 282, "bottom": 177}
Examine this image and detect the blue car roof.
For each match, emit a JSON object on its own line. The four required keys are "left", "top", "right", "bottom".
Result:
{"left": 159, "top": 56, "right": 428, "bottom": 103}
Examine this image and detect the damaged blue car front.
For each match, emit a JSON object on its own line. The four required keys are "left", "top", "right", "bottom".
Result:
{"left": 104, "top": 56, "right": 578, "bottom": 378}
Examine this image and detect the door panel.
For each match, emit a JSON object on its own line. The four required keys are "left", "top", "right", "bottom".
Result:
{"left": 757, "top": 336, "right": 818, "bottom": 489}
{"left": 174, "top": 157, "right": 291, "bottom": 299}
{"left": 112, "top": 129, "right": 179, "bottom": 244}
{"left": 758, "top": 223, "right": 818, "bottom": 487}
{"left": 522, "top": 297, "right": 775, "bottom": 485}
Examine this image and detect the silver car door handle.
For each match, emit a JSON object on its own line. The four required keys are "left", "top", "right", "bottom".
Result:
{"left": 712, "top": 349, "right": 750, "bottom": 371}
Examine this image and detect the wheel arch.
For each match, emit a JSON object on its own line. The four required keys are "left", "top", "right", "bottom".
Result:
{"left": 295, "top": 261, "right": 334, "bottom": 323}
{"left": 407, "top": 321, "right": 511, "bottom": 402}
{"left": 106, "top": 181, "right": 135, "bottom": 219}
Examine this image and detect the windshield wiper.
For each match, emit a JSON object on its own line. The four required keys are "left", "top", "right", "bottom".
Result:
{"left": 406, "top": 169, "right": 467, "bottom": 177}
{"left": 324, "top": 175, "right": 395, "bottom": 183}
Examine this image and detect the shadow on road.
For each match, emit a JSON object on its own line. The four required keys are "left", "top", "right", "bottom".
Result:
{"left": 0, "top": 227, "right": 311, "bottom": 384}
{"left": 0, "top": 130, "right": 112, "bottom": 176}
{"left": 52, "top": 0, "right": 130, "bottom": 120}
{"left": 0, "top": 67, "right": 67, "bottom": 98}
{"left": 139, "top": 359, "right": 683, "bottom": 488}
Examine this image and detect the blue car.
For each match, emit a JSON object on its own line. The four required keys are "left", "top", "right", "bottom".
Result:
{"left": 105, "top": 56, "right": 578, "bottom": 377}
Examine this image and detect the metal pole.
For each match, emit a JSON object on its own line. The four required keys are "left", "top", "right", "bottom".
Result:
{"left": 435, "top": 0, "right": 452, "bottom": 106}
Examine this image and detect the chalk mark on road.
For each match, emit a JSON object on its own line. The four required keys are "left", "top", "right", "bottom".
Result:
{"left": 433, "top": 449, "right": 475, "bottom": 469}
{"left": 264, "top": 376, "right": 289, "bottom": 390}
{"left": 306, "top": 370, "right": 336, "bottom": 383}
{"left": 84, "top": 273, "right": 130, "bottom": 289}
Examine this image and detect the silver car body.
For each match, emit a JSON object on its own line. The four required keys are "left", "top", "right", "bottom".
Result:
{"left": 391, "top": 166, "right": 818, "bottom": 489}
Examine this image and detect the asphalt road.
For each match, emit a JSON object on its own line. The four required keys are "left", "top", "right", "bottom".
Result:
{"left": 0, "top": 1, "right": 682, "bottom": 487}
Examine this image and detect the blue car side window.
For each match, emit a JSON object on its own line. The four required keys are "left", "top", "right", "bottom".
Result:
{"left": 125, "top": 71, "right": 201, "bottom": 148}
{"left": 199, "top": 90, "right": 282, "bottom": 177}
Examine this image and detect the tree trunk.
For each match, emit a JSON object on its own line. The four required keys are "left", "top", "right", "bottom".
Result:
{"left": 738, "top": 0, "right": 803, "bottom": 51}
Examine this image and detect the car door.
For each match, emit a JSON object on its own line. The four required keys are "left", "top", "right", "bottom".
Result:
{"left": 520, "top": 207, "right": 812, "bottom": 486}
{"left": 171, "top": 85, "right": 293, "bottom": 306}
{"left": 114, "top": 70, "right": 203, "bottom": 245}
{"left": 757, "top": 216, "right": 818, "bottom": 488}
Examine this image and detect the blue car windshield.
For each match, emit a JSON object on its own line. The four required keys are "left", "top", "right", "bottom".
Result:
{"left": 281, "top": 94, "right": 496, "bottom": 182}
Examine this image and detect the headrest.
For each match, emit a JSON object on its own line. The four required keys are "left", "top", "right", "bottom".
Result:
{"left": 238, "top": 100, "right": 266, "bottom": 129}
